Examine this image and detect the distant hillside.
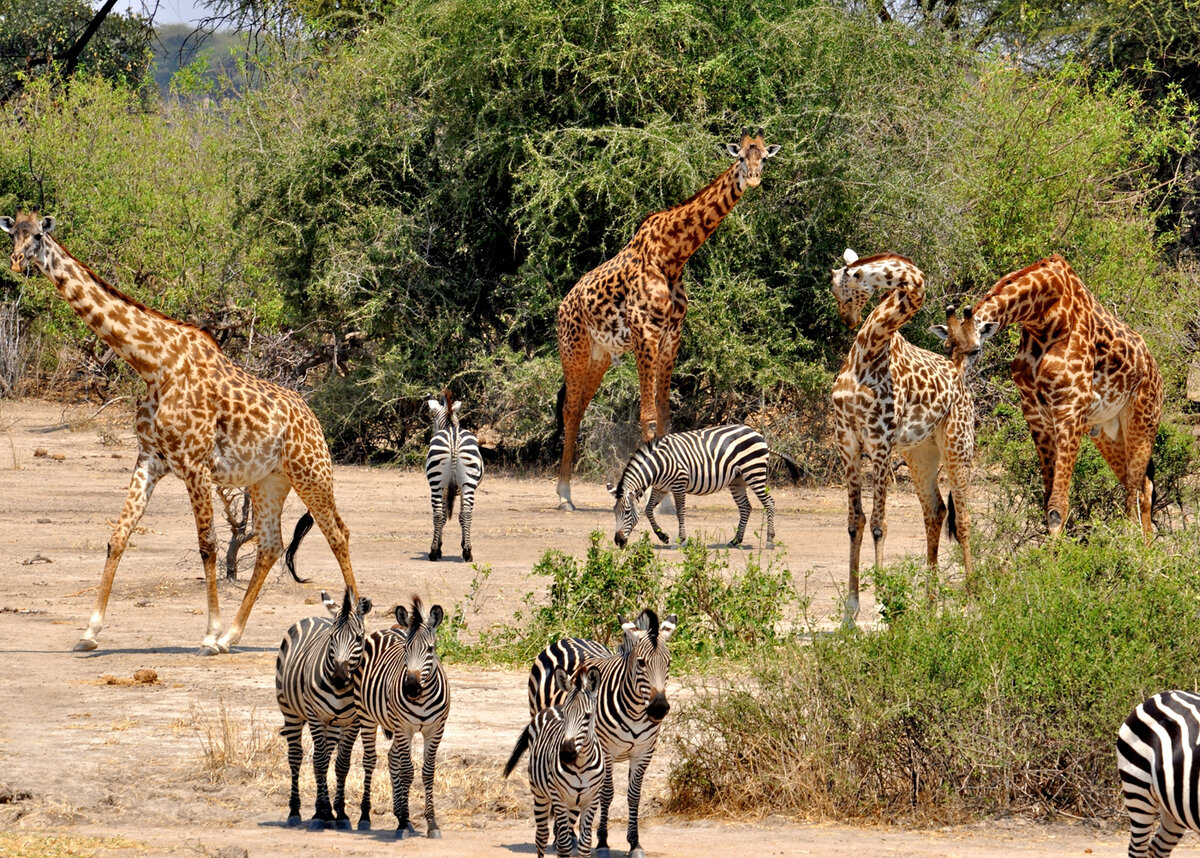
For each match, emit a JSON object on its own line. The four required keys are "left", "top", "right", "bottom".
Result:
{"left": 152, "top": 24, "right": 249, "bottom": 94}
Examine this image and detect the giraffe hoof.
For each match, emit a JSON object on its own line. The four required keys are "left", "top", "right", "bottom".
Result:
{"left": 558, "top": 500, "right": 576, "bottom": 512}
{"left": 73, "top": 638, "right": 98, "bottom": 652}
{"left": 197, "top": 644, "right": 222, "bottom": 657}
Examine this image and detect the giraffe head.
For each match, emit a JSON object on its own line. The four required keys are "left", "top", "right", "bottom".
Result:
{"left": 930, "top": 305, "right": 982, "bottom": 371}
{"left": 1, "top": 211, "right": 55, "bottom": 276}
{"left": 721, "top": 126, "right": 780, "bottom": 188}
{"left": 829, "top": 248, "right": 874, "bottom": 328}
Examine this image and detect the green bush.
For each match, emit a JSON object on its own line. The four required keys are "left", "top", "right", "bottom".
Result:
{"left": 668, "top": 527, "right": 1200, "bottom": 821}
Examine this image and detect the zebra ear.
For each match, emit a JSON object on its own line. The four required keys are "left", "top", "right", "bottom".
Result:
{"left": 451, "top": 401, "right": 462, "bottom": 413}
{"left": 659, "top": 614, "right": 678, "bottom": 641}
{"left": 584, "top": 666, "right": 602, "bottom": 693}
{"left": 619, "top": 614, "right": 637, "bottom": 634}
{"left": 321, "top": 590, "right": 336, "bottom": 616}
{"left": 554, "top": 667, "right": 572, "bottom": 693}
{"left": 426, "top": 399, "right": 440, "bottom": 412}
{"left": 606, "top": 482, "right": 618, "bottom": 497}
{"left": 393, "top": 605, "right": 409, "bottom": 627}
{"left": 358, "top": 597, "right": 373, "bottom": 616}
{"left": 428, "top": 604, "right": 444, "bottom": 629}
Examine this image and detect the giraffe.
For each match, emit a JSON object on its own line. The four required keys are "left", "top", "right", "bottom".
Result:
{"left": 553, "top": 127, "right": 780, "bottom": 511}
{"left": 967, "top": 255, "right": 1162, "bottom": 539}
{"left": 830, "top": 249, "right": 975, "bottom": 624}
{"left": 2, "top": 212, "right": 358, "bottom": 655}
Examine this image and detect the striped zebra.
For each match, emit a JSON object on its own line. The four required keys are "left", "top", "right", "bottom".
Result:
{"left": 1118, "top": 690, "right": 1200, "bottom": 856}
{"left": 528, "top": 609, "right": 678, "bottom": 858}
{"left": 275, "top": 588, "right": 372, "bottom": 830}
{"left": 504, "top": 665, "right": 606, "bottom": 858}
{"left": 426, "top": 389, "right": 485, "bottom": 562}
{"left": 356, "top": 596, "right": 450, "bottom": 839}
{"left": 608, "top": 423, "right": 789, "bottom": 549}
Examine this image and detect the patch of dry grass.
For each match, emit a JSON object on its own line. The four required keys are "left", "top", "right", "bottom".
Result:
{"left": 0, "top": 832, "right": 147, "bottom": 857}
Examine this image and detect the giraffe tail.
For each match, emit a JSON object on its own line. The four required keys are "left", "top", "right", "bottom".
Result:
{"left": 946, "top": 492, "right": 959, "bottom": 544}
{"left": 283, "top": 511, "right": 314, "bottom": 583}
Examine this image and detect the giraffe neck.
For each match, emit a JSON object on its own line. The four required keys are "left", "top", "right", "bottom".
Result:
{"left": 973, "top": 262, "right": 1073, "bottom": 331}
{"left": 854, "top": 267, "right": 926, "bottom": 359}
{"left": 38, "top": 238, "right": 186, "bottom": 384}
{"left": 654, "top": 162, "right": 746, "bottom": 279}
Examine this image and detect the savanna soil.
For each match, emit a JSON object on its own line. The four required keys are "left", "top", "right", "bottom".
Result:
{"left": 0, "top": 398, "right": 1175, "bottom": 857}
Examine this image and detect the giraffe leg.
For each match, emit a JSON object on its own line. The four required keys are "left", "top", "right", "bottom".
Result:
{"left": 178, "top": 469, "right": 225, "bottom": 655}
{"left": 942, "top": 429, "right": 975, "bottom": 583}
{"left": 901, "top": 441, "right": 945, "bottom": 572}
{"left": 653, "top": 325, "right": 682, "bottom": 439}
{"left": 1046, "top": 419, "right": 1087, "bottom": 537}
{"left": 556, "top": 348, "right": 611, "bottom": 511}
{"left": 75, "top": 449, "right": 168, "bottom": 652}
{"left": 1017, "top": 391, "right": 1058, "bottom": 525}
{"left": 632, "top": 323, "right": 667, "bottom": 443}
{"left": 866, "top": 444, "right": 892, "bottom": 572}
{"left": 287, "top": 476, "right": 358, "bottom": 600}
{"left": 1112, "top": 378, "right": 1162, "bottom": 542}
{"left": 839, "top": 432, "right": 866, "bottom": 624}
{"left": 215, "top": 471, "right": 290, "bottom": 652}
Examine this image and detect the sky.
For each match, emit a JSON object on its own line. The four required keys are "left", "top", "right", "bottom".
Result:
{"left": 112, "top": 0, "right": 208, "bottom": 27}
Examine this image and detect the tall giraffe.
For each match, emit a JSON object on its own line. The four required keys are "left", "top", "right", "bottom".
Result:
{"left": 830, "top": 250, "right": 975, "bottom": 624}
{"left": 553, "top": 128, "right": 780, "bottom": 511}
{"left": 968, "top": 255, "right": 1162, "bottom": 538}
{"left": 2, "top": 212, "right": 358, "bottom": 655}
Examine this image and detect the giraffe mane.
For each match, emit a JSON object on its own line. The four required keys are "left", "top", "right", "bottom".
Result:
{"left": 844, "top": 252, "right": 915, "bottom": 270}
{"left": 987, "top": 255, "right": 1070, "bottom": 293}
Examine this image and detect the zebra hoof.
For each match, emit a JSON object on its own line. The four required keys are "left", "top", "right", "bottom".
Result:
{"left": 73, "top": 638, "right": 98, "bottom": 652}
{"left": 594, "top": 848, "right": 611, "bottom": 858}
{"left": 357, "top": 818, "right": 371, "bottom": 832}
{"left": 462, "top": 548, "right": 472, "bottom": 562}
{"left": 286, "top": 815, "right": 303, "bottom": 828}
{"left": 396, "top": 824, "right": 418, "bottom": 840}
{"left": 335, "top": 818, "right": 352, "bottom": 831}
{"left": 654, "top": 530, "right": 669, "bottom": 544}
{"left": 427, "top": 827, "right": 442, "bottom": 839}
{"left": 629, "top": 848, "right": 646, "bottom": 858}
{"left": 428, "top": 548, "right": 442, "bottom": 561}
{"left": 308, "top": 818, "right": 328, "bottom": 831}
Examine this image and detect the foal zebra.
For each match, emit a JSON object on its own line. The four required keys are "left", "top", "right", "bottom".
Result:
{"left": 356, "top": 596, "right": 450, "bottom": 839}
{"left": 505, "top": 666, "right": 606, "bottom": 858}
{"left": 426, "top": 389, "right": 484, "bottom": 562}
{"left": 1118, "top": 690, "right": 1200, "bottom": 856}
{"left": 609, "top": 423, "right": 783, "bottom": 548}
{"left": 275, "top": 588, "right": 372, "bottom": 830}
{"left": 528, "top": 609, "right": 678, "bottom": 858}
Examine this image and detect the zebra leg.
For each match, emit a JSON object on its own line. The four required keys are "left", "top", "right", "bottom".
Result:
{"left": 751, "top": 480, "right": 776, "bottom": 547}
{"left": 729, "top": 483, "right": 752, "bottom": 546}
{"left": 533, "top": 787, "right": 552, "bottom": 858}
{"left": 565, "top": 806, "right": 582, "bottom": 857}
{"left": 673, "top": 488, "right": 687, "bottom": 545}
{"left": 309, "top": 723, "right": 335, "bottom": 830}
{"left": 332, "top": 723, "right": 357, "bottom": 831}
{"left": 422, "top": 722, "right": 446, "bottom": 838}
{"left": 283, "top": 715, "right": 305, "bottom": 826}
{"left": 593, "top": 759, "right": 614, "bottom": 857}
{"left": 578, "top": 796, "right": 598, "bottom": 858}
{"left": 552, "top": 799, "right": 573, "bottom": 858}
{"left": 1148, "top": 814, "right": 1187, "bottom": 857}
{"left": 625, "top": 748, "right": 654, "bottom": 857}
{"left": 389, "top": 732, "right": 418, "bottom": 839}
{"left": 459, "top": 483, "right": 476, "bottom": 563}
{"left": 643, "top": 487, "right": 669, "bottom": 543}
{"left": 429, "top": 484, "right": 445, "bottom": 561}
{"left": 358, "top": 722, "right": 377, "bottom": 831}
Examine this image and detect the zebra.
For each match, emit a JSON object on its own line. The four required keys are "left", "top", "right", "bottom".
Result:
{"left": 504, "top": 665, "right": 606, "bottom": 858}
{"left": 356, "top": 595, "right": 450, "bottom": 839}
{"left": 275, "top": 588, "right": 372, "bottom": 831}
{"left": 425, "top": 388, "right": 485, "bottom": 562}
{"left": 608, "top": 423, "right": 791, "bottom": 549}
{"left": 1118, "top": 690, "right": 1200, "bottom": 856}
{"left": 528, "top": 609, "right": 678, "bottom": 858}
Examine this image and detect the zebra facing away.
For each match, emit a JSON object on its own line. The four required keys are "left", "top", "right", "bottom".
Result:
{"left": 356, "top": 596, "right": 450, "bottom": 839}
{"left": 275, "top": 588, "right": 372, "bottom": 830}
{"left": 609, "top": 423, "right": 787, "bottom": 549}
{"left": 504, "top": 666, "right": 606, "bottom": 858}
{"left": 528, "top": 609, "right": 678, "bottom": 858}
{"left": 1118, "top": 690, "right": 1200, "bottom": 856}
{"left": 426, "top": 389, "right": 485, "bottom": 562}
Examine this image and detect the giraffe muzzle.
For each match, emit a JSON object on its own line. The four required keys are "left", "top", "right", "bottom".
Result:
{"left": 10, "top": 253, "right": 25, "bottom": 273}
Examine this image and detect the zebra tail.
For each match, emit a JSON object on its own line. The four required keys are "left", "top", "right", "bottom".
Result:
{"left": 503, "top": 725, "right": 531, "bottom": 779}
{"left": 284, "top": 511, "right": 315, "bottom": 583}
{"left": 946, "top": 492, "right": 958, "bottom": 544}
{"left": 446, "top": 482, "right": 459, "bottom": 520}
{"left": 771, "top": 450, "right": 804, "bottom": 485}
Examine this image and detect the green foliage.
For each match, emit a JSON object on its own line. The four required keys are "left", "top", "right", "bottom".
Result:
{"left": 668, "top": 528, "right": 1200, "bottom": 820}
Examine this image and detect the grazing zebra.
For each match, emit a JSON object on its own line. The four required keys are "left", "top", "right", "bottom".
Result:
{"left": 275, "top": 588, "right": 372, "bottom": 830}
{"left": 609, "top": 423, "right": 789, "bottom": 548}
{"left": 528, "top": 609, "right": 678, "bottom": 858}
{"left": 425, "top": 389, "right": 485, "bottom": 562}
{"left": 1118, "top": 690, "right": 1200, "bottom": 856}
{"left": 504, "top": 666, "right": 606, "bottom": 858}
{"left": 356, "top": 596, "right": 450, "bottom": 839}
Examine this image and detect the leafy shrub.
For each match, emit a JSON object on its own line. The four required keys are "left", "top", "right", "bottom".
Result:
{"left": 667, "top": 527, "right": 1200, "bottom": 821}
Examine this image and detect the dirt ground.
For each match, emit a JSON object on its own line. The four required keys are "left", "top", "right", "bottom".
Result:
{"left": 0, "top": 398, "right": 1185, "bottom": 857}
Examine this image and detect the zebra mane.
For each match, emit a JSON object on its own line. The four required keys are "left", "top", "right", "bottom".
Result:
{"left": 640, "top": 608, "right": 660, "bottom": 644}
{"left": 408, "top": 594, "right": 425, "bottom": 633}
{"left": 615, "top": 442, "right": 656, "bottom": 497}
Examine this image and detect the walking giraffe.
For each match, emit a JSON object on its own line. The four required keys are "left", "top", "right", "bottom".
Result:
{"left": 830, "top": 250, "right": 975, "bottom": 624}
{"left": 2, "top": 212, "right": 358, "bottom": 654}
{"left": 554, "top": 128, "right": 779, "bottom": 511}
{"left": 966, "top": 255, "right": 1162, "bottom": 538}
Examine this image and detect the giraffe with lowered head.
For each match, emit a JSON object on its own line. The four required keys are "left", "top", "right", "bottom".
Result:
{"left": 967, "top": 255, "right": 1162, "bottom": 538}
{"left": 830, "top": 250, "right": 976, "bottom": 624}
{"left": 2, "top": 212, "right": 358, "bottom": 655}
{"left": 553, "top": 128, "right": 780, "bottom": 510}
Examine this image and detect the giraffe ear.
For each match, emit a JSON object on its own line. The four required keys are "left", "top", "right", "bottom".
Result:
{"left": 842, "top": 248, "right": 858, "bottom": 265}
{"left": 0, "top": 217, "right": 14, "bottom": 235}
{"left": 928, "top": 324, "right": 950, "bottom": 342}
{"left": 764, "top": 144, "right": 781, "bottom": 158}
{"left": 976, "top": 320, "right": 1001, "bottom": 343}
{"left": 723, "top": 142, "right": 742, "bottom": 158}
{"left": 40, "top": 216, "right": 55, "bottom": 233}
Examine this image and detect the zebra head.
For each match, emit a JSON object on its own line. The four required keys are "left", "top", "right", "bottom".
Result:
{"left": 323, "top": 588, "right": 372, "bottom": 686}
{"left": 426, "top": 389, "right": 462, "bottom": 432}
{"left": 609, "top": 451, "right": 652, "bottom": 547}
{"left": 553, "top": 665, "right": 601, "bottom": 766}
{"left": 399, "top": 595, "right": 444, "bottom": 702}
{"left": 619, "top": 609, "right": 678, "bottom": 723}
